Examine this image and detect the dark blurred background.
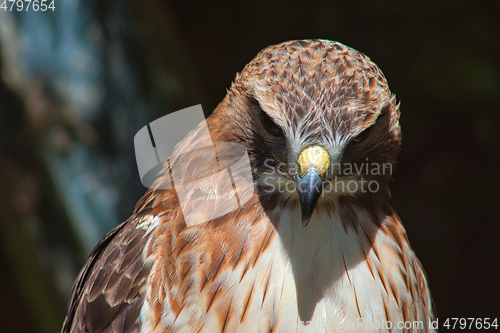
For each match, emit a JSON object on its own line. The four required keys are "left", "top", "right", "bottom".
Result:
{"left": 0, "top": 1, "right": 498, "bottom": 332}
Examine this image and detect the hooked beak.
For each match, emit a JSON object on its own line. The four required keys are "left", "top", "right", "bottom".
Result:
{"left": 294, "top": 146, "right": 330, "bottom": 227}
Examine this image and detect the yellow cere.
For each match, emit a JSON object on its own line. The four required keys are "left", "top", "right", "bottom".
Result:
{"left": 297, "top": 145, "right": 330, "bottom": 179}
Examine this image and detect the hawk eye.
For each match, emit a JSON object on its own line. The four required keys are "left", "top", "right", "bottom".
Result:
{"left": 352, "top": 126, "right": 373, "bottom": 144}
{"left": 261, "top": 111, "right": 284, "bottom": 137}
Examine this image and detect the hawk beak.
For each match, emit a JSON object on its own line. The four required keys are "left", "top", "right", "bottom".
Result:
{"left": 295, "top": 146, "right": 330, "bottom": 227}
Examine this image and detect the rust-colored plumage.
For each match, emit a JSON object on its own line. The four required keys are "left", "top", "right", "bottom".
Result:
{"left": 63, "top": 40, "right": 435, "bottom": 332}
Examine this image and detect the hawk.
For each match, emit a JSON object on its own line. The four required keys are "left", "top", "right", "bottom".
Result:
{"left": 62, "top": 39, "right": 435, "bottom": 332}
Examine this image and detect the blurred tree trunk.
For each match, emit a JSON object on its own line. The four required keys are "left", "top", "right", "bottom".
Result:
{"left": 0, "top": 1, "right": 203, "bottom": 331}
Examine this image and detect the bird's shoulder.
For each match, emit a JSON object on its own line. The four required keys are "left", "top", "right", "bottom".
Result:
{"left": 62, "top": 214, "right": 153, "bottom": 333}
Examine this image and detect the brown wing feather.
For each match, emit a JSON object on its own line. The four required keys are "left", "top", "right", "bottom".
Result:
{"left": 62, "top": 219, "right": 151, "bottom": 333}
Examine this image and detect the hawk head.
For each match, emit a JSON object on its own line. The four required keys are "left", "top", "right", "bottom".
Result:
{"left": 209, "top": 39, "right": 401, "bottom": 226}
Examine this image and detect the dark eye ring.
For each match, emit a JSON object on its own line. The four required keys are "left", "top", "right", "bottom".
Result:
{"left": 261, "top": 111, "right": 284, "bottom": 137}
{"left": 352, "top": 126, "right": 373, "bottom": 144}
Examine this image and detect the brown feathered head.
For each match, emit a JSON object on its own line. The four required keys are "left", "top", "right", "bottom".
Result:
{"left": 207, "top": 39, "right": 401, "bottom": 225}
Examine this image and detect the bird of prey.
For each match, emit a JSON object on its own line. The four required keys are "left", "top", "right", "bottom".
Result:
{"left": 62, "top": 39, "right": 435, "bottom": 332}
